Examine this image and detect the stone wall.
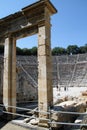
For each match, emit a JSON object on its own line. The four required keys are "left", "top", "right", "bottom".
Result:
{"left": 0, "top": 53, "right": 87, "bottom": 103}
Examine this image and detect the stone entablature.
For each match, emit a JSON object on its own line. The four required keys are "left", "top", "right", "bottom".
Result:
{"left": 0, "top": 0, "right": 57, "bottom": 43}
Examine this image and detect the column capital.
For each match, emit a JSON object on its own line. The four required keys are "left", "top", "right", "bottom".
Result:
{"left": 38, "top": 20, "right": 51, "bottom": 28}
{"left": 4, "top": 33, "right": 15, "bottom": 39}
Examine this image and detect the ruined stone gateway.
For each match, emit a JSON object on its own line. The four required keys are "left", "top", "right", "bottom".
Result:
{"left": 0, "top": 0, "right": 57, "bottom": 127}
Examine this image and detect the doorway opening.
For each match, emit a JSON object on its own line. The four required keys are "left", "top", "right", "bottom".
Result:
{"left": 16, "top": 35, "right": 38, "bottom": 107}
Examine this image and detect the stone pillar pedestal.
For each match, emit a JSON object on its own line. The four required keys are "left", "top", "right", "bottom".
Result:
{"left": 3, "top": 37, "right": 16, "bottom": 119}
{"left": 38, "top": 19, "right": 53, "bottom": 127}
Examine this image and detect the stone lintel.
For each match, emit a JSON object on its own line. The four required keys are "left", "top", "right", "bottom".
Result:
{"left": 0, "top": 0, "right": 57, "bottom": 39}
{"left": 22, "top": 0, "right": 57, "bottom": 15}
{"left": 12, "top": 24, "right": 38, "bottom": 39}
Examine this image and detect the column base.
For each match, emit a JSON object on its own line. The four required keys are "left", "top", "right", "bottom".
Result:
{"left": 38, "top": 120, "right": 50, "bottom": 128}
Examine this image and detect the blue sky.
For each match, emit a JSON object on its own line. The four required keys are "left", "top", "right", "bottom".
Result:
{"left": 0, "top": 0, "right": 87, "bottom": 49}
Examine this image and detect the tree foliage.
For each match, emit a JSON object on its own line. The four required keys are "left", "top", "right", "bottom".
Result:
{"left": 67, "top": 45, "right": 79, "bottom": 55}
{"left": 52, "top": 47, "right": 66, "bottom": 55}
{"left": 1, "top": 44, "right": 87, "bottom": 56}
{"left": 16, "top": 47, "right": 37, "bottom": 56}
{"left": 16, "top": 47, "right": 23, "bottom": 55}
{"left": 31, "top": 47, "right": 37, "bottom": 55}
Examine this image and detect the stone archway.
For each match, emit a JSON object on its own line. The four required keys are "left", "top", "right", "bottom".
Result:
{"left": 0, "top": 0, "right": 57, "bottom": 125}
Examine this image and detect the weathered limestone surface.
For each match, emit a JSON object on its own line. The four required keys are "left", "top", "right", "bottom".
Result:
{"left": 50, "top": 101, "right": 86, "bottom": 129}
{"left": 80, "top": 115, "right": 87, "bottom": 130}
{"left": 3, "top": 37, "right": 16, "bottom": 113}
{"left": 0, "top": 0, "right": 57, "bottom": 123}
{"left": 38, "top": 18, "right": 53, "bottom": 126}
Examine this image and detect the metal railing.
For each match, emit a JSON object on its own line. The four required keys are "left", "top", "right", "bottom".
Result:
{"left": 0, "top": 104, "right": 87, "bottom": 129}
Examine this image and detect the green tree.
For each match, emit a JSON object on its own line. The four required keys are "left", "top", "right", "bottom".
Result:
{"left": 84, "top": 44, "right": 87, "bottom": 52}
{"left": 52, "top": 47, "right": 66, "bottom": 55}
{"left": 79, "top": 44, "right": 87, "bottom": 54}
{"left": 67, "top": 45, "right": 79, "bottom": 55}
{"left": 31, "top": 46, "right": 37, "bottom": 55}
{"left": 22, "top": 48, "right": 31, "bottom": 55}
{"left": 79, "top": 46, "right": 86, "bottom": 54}
{"left": 16, "top": 47, "right": 23, "bottom": 55}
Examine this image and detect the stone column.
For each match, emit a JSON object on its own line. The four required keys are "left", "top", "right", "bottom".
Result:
{"left": 38, "top": 8, "right": 53, "bottom": 127}
{"left": 3, "top": 36, "right": 16, "bottom": 117}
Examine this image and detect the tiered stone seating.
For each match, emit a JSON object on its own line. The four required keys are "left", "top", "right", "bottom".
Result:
{"left": 17, "top": 54, "right": 87, "bottom": 88}
{"left": 68, "top": 55, "right": 78, "bottom": 63}
{"left": 67, "top": 62, "right": 87, "bottom": 87}
{"left": 55, "top": 55, "right": 68, "bottom": 63}
{"left": 17, "top": 56, "right": 37, "bottom": 65}
{"left": 0, "top": 53, "right": 87, "bottom": 102}
{"left": 16, "top": 67, "right": 38, "bottom": 102}
{"left": 78, "top": 53, "right": 87, "bottom": 62}
{"left": 58, "top": 64, "right": 72, "bottom": 86}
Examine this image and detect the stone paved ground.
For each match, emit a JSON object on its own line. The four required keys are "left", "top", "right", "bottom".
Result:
{"left": 0, "top": 123, "right": 29, "bottom": 130}
{"left": 0, "top": 118, "right": 81, "bottom": 130}
{"left": 0, "top": 120, "right": 49, "bottom": 130}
